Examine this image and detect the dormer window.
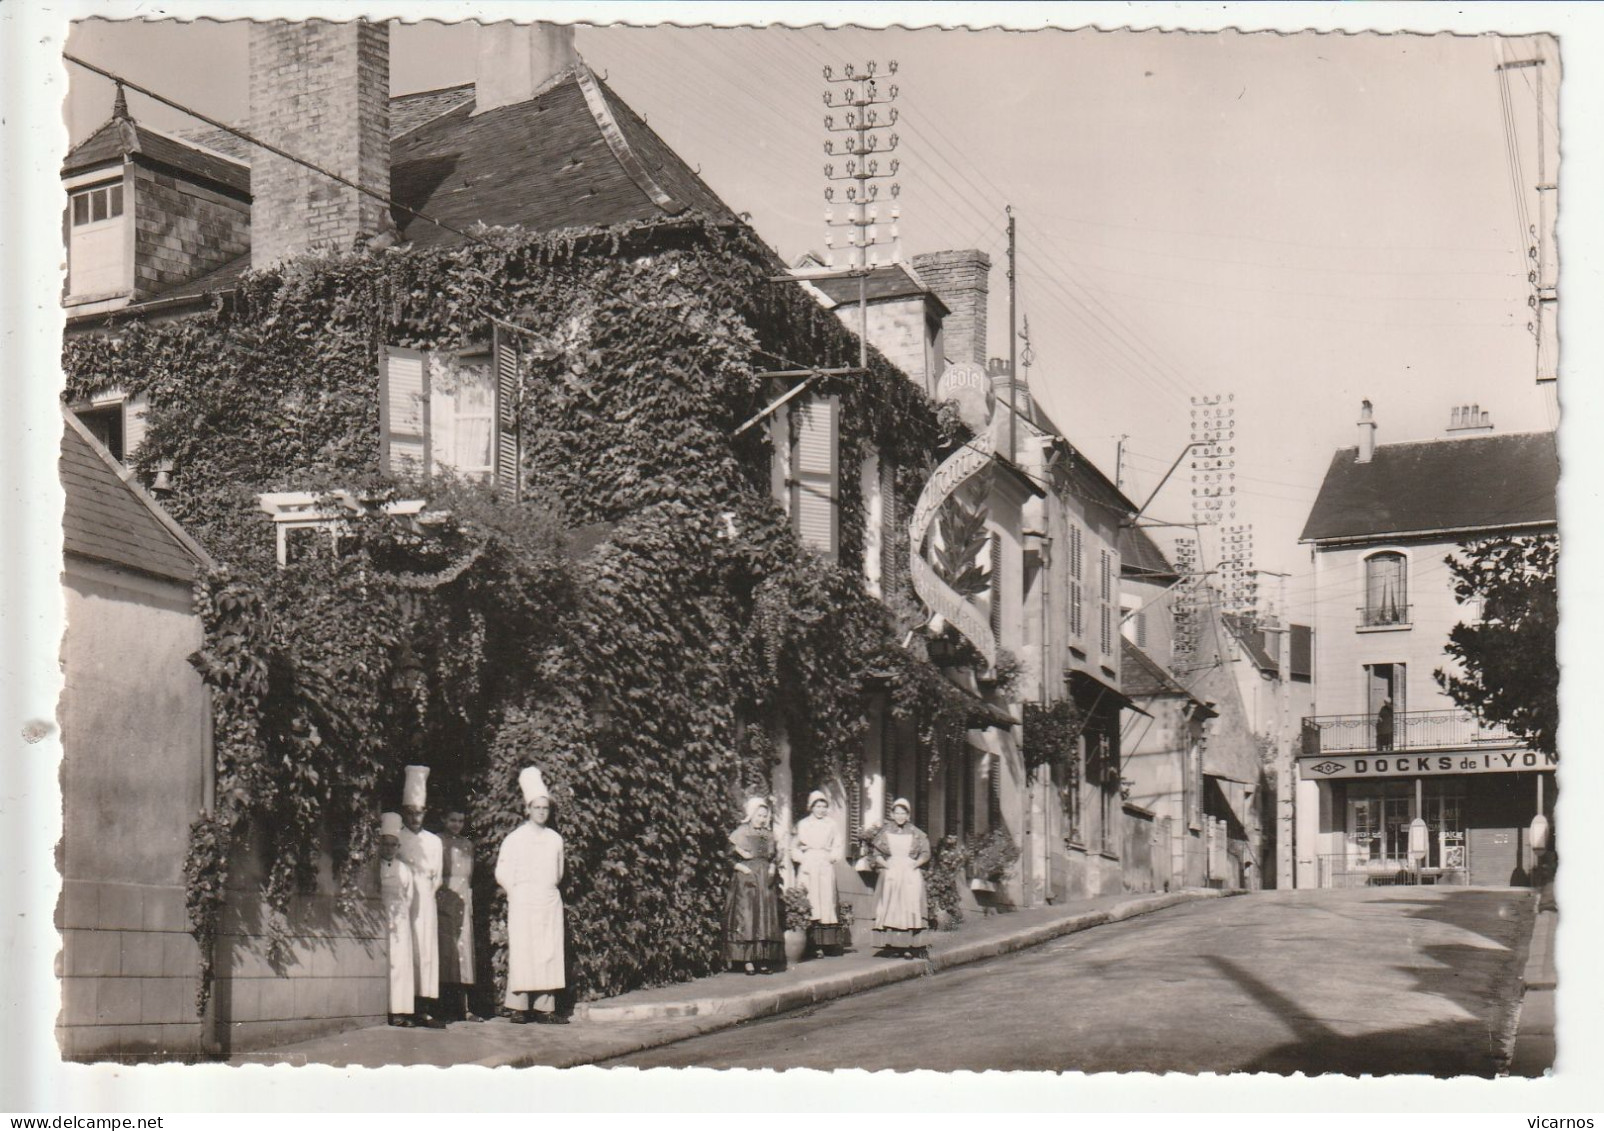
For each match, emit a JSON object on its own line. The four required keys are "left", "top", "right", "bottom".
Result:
{"left": 67, "top": 179, "right": 129, "bottom": 299}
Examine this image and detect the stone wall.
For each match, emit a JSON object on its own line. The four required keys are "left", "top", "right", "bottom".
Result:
{"left": 249, "top": 20, "right": 390, "bottom": 268}
{"left": 131, "top": 163, "right": 250, "bottom": 300}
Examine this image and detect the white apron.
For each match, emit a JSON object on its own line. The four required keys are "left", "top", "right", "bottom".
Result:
{"left": 398, "top": 827, "right": 443, "bottom": 998}
{"left": 875, "top": 830, "right": 927, "bottom": 931}
{"left": 496, "top": 823, "right": 565, "bottom": 995}
{"left": 792, "top": 815, "right": 840, "bottom": 923}
{"left": 379, "top": 857, "right": 417, "bottom": 1014}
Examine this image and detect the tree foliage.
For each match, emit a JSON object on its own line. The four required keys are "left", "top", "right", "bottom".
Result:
{"left": 1436, "top": 533, "right": 1558, "bottom": 756}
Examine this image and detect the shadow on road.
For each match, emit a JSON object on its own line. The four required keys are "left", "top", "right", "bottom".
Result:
{"left": 1205, "top": 955, "right": 1502, "bottom": 1077}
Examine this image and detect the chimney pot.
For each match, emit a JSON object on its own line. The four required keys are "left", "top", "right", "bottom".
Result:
{"left": 1356, "top": 399, "right": 1377, "bottom": 463}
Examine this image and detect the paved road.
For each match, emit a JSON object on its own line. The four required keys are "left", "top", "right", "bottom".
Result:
{"left": 603, "top": 887, "right": 1533, "bottom": 1075}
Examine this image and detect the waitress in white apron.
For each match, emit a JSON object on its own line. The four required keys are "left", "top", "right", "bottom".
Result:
{"left": 871, "top": 798, "right": 931, "bottom": 959}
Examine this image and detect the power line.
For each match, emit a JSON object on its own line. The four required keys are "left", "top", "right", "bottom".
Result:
{"left": 62, "top": 52, "right": 486, "bottom": 248}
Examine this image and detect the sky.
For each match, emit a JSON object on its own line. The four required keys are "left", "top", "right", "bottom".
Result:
{"left": 61, "top": 17, "right": 1561, "bottom": 619}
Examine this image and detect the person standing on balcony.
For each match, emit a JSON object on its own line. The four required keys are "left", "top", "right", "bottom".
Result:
{"left": 723, "top": 797, "right": 784, "bottom": 975}
{"left": 872, "top": 798, "right": 931, "bottom": 960}
{"left": 1376, "top": 697, "right": 1395, "bottom": 752}
{"left": 792, "top": 790, "right": 845, "bottom": 958}
{"left": 497, "top": 766, "right": 568, "bottom": 1024}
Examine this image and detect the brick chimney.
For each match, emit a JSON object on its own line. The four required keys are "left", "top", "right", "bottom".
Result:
{"left": 249, "top": 20, "right": 391, "bottom": 270}
{"left": 474, "top": 23, "right": 580, "bottom": 115}
{"left": 1356, "top": 399, "right": 1376, "bottom": 463}
{"left": 912, "top": 250, "right": 991, "bottom": 366}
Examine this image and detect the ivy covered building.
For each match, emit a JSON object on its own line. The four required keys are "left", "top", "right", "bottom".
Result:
{"left": 59, "top": 19, "right": 1117, "bottom": 1057}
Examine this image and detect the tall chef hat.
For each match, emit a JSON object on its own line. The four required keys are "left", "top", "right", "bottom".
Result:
{"left": 402, "top": 765, "right": 430, "bottom": 809}
{"left": 379, "top": 811, "right": 403, "bottom": 838}
{"left": 519, "top": 765, "right": 550, "bottom": 805}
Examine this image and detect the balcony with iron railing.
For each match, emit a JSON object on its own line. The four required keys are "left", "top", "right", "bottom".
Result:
{"left": 1358, "top": 602, "right": 1411, "bottom": 629}
{"left": 1300, "top": 709, "right": 1517, "bottom": 756}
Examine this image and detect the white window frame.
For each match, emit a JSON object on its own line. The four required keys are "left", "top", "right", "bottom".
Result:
{"left": 65, "top": 170, "right": 133, "bottom": 300}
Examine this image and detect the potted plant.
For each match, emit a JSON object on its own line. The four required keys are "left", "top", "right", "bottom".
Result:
{"left": 854, "top": 823, "right": 882, "bottom": 875}
{"left": 926, "top": 835, "right": 966, "bottom": 931}
{"left": 782, "top": 885, "right": 813, "bottom": 966}
{"left": 965, "top": 828, "right": 1021, "bottom": 893}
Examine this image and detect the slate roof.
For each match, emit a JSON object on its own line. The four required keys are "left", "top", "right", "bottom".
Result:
{"left": 61, "top": 410, "right": 211, "bottom": 584}
{"left": 66, "top": 67, "right": 734, "bottom": 315}
{"left": 63, "top": 118, "right": 250, "bottom": 196}
{"left": 1300, "top": 430, "right": 1558, "bottom": 543}
{"left": 389, "top": 70, "right": 734, "bottom": 247}
{"left": 1221, "top": 614, "right": 1314, "bottom": 682}
{"left": 1121, "top": 638, "right": 1213, "bottom": 715}
{"left": 805, "top": 263, "right": 950, "bottom": 314}
{"left": 1119, "top": 524, "right": 1178, "bottom": 580}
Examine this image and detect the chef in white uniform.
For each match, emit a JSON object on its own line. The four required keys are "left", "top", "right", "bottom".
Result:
{"left": 398, "top": 764, "right": 446, "bottom": 1027}
{"left": 496, "top": 765, "right": 568, "bottom": 1025}
{"left": 377, "top": 812, "right": 417, "bottom": 1027}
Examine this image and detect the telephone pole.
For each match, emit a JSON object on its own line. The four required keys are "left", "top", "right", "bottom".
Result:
{"left": 1006, "top": 206, "right": 1018, "bottom": 460}
{"left": 1251, "top": 568, "right": 1295, "bottom": 889}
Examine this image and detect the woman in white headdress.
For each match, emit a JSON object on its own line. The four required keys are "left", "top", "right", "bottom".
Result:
{"left": 723, "top": 796, "right": 784, "bottom": 975}
{"left": 791, "top": 790, "right": 845, "bottom": 957}
{"left": 871, "top": 798, "right": 931, "bottom": 959}
{"left": 495, "top": 766, "right": 568, "bottom": 1024}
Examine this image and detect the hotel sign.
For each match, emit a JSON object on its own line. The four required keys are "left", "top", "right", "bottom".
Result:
{"left": 1298, "top": 750, "right": 1557, "bottom": 779}
{"left": 910, "top": 432, "right": 996, "bottom": 669}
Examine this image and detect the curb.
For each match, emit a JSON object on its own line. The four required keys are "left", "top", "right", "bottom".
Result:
{"left": 1507, "top": 892, "right": 1557, "bottom": 1078}
{"left": 574, "top": 888, "right": 1228, "bottom": 1028}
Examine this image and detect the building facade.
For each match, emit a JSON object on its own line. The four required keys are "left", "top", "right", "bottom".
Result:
{"left": 1294, "top": 404, "right": 1558, "bottom": 889}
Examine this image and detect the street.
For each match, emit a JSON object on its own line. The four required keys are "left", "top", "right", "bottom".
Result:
{"left": 603, "top": 887, "right": 1533, "bottom": 1075}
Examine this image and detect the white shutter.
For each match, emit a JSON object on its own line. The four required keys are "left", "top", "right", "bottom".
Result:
{"left": 861, "top": 446, "right": 883, "bottom": 597}
{"left": 792, "top": 394, "right": 839, "bottom": 561}
{"left": 380, "top": 345, "right": 430, "bottom": 476}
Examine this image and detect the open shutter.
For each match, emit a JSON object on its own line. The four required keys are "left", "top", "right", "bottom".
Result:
{"left": 988, "top": 531, "right": 1004, "bottom": 646}
{"left": 880, "top": 457, "right": 898, "bottom": 596}
{"left": 861, "top": 447, "right": 883, "bottom": 597}
{"left": 493, "top": 327, "right": 521, "bottom": 501}
{"left": 791, "top": 394, "right": 839, "bottom": 561}
{"left": 380, "top": 345, "right": 430, "bottom": 476}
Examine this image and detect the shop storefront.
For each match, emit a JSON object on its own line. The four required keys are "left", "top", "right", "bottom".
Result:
{"left": 1297, "top": 749, "right": 1556, "bottom": 888}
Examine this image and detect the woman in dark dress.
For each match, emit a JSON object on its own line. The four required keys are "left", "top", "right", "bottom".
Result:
{"left": 723, "top": 796, "right": 784, "bottom": 975}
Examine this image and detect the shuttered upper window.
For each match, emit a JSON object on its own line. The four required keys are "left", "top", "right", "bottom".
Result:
{"left": 380, "top": 329, "right": 521, "bottom": 499}
{"left": 790, "top": 394, "right": 840, "bottom": 561}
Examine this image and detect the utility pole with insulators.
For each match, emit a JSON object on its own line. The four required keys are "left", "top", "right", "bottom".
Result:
{"left": 823, "top": 62, "right": 901, "bottom": 371}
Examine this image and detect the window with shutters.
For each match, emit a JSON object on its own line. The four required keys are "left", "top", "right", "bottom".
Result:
{"left": 789, "top": 394, "right": 840, "bottom": 561}
{"left": 67, "top": 180, "right": 129, "bottom": 298}
{"left": 380, "top": 332, "right": 521, "bottom": 498}
{"left": 430, "top": 352, "right": 495, "bottom": 479}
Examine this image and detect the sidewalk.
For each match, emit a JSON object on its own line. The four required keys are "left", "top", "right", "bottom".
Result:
{"left": 234, "top": 886, "right": 1233, "bottom": 1069}
{"left": 1508, "top": 884, "right": 1557, "bottom": 1077}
